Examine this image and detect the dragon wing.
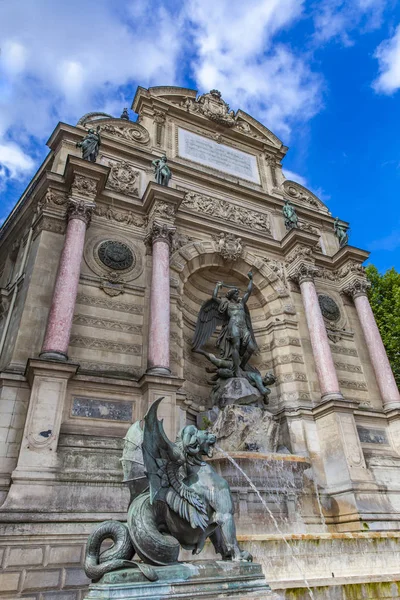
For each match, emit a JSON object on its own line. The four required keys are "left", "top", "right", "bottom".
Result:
{"left": 244, "top": 304, "right": 258, "bottom": 350}
{"left": 192, "top": 297, "right": 226, "bottom": 352}
{"left": 142, "top": 398, "right": 209, "bottom": 530}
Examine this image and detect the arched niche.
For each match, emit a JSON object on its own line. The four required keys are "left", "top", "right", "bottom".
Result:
{"left": 169, "top": 241, "right": 289, "bottom": 410}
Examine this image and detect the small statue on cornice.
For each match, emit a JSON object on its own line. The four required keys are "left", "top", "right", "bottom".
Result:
{"left": 76, "top": 126, "right": 101, "bottom": 162}
{"left": 152, "top": 154, "right": 171, "bottom": 186}
{"left": 334, "top": 217, "right": 349, "bottom": 247}
{"left": 283, "top": 199, "right": 298, "bottom": 230}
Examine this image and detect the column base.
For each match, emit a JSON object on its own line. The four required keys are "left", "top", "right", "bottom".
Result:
{"left": 383, "top": 401, "right": 400, "bottom": 411}
{"left": 39, "top": 350, "right": 69, "bottom": 362}
{"left": 320, "top": 391, "right": 345, "bottom": 402}
{"left": 146, "top": 366, "right": 171, "bottom": 376}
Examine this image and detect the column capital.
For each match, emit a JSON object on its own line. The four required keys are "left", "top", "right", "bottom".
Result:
{"left": 67, "top": 197, "right": 96, "bottom": 227}
{"left": 144, "top": 220, "right": 176, "bottom": 249}
{"left": 342, "top": 277, "right": 371, "bottom": 299}
{"left": 288, "top": 261, "right": 320, "bottom": 285}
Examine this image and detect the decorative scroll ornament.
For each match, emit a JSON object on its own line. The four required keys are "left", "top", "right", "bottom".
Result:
{"left": 100, "top": 271, "right": 125, "bottom": 297}
{"left": 144, "top": 220, "right": 176, "bottom": 249}
{"left": 71, "top": 175, "right": 97, "bottom": 199}
{"left": 282, "top": 180, "right": 329, "bottom": 214}
{"left": 181, "top": 89, "right": 236, "bottom": 127}
{"left": 182, "top": 190, "right": 271, "bottom": 234}
{"left": 97, "top": 240, "right": 135, "bottom": 270}
{"left": 342, "top": 278, "right": 371, "bottom": 299}
{"left": 107, "top": 160, "right": 140, "bottom": 196}
{"left": 336, "top": 261, "right": 365, "bottom": 280}
{"left": 67, "top": 199, "right": 96, "bottom": 226}
{"left": 100, "top": 122, "right": 150, "bottom": 145}
{"left": 214, "top": 232, "right": 243, "bottom": 261}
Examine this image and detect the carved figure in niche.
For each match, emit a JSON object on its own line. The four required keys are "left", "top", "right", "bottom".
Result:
{"left": 192, "top": 273, "right": 276, "bottom": 409}
{"left": 192, "top": 272, "right": 257, "bottom": 378}
{"left": 334, "top": 217, "right": 349, "bottom": 247}
{"left": 76, "top": 126, "right": 101, "bottom": 162}
{"left": 84, "top": 398, "right": 251, "bottom": 581}
{"left": 283, "top": 199, "right": 298, "bottom": 230}
{"left": 152, "top": 154, "right": 171, "bottom": 186}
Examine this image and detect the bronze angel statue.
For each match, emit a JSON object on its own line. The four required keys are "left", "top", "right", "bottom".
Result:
{"left": 192, "top": 272, "right": 276, "bottom": 407}
{"left": 192, "top": 271, "right": 257, "bottom": 377}
{"left": 84, "top": 398, "right": 251, "bottom": 582}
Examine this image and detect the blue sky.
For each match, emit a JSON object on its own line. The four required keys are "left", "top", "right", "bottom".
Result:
{"left": 1, "top": 0, "right": 400, "bottom": 272}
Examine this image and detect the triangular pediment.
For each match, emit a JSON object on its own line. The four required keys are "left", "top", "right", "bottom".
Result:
{"left": 132, "top": 86, "right": 285, "bottom": 151}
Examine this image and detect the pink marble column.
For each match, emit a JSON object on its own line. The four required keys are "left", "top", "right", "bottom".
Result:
{"left": 294, "top": 265, "right": 343, "bottom": 401}
{"left": 345, "top": 280, "right": 400, "bottom": 409}
{"left": 40, "top": 199, "right": 95, "bottom": 361}
{"left": 146, "top": 221, "right": 175, "bottom": 375}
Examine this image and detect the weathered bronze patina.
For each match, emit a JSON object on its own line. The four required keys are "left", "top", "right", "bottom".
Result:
{"left": 76, "top": 126, "right": 101, "bottom": 162}
{"left": 283, "top": 199, "right": 298, "bottom": 230}
{"left": 192, "top": 272, "right": 276, "bottom": 407}
{"left": 152, "top": 154, "right": 171, "bottom": 186}
{"left": 84, "top": 398, "right": 251, "bottom": 582}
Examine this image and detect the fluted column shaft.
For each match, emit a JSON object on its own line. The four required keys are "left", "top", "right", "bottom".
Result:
{"left": 146, "top": 221, "right": 175, "bottom": 375}
{"left": 345, "top": 281, "right": 400, "bottom": 409}
{"left": 40, "top": 199, "right": 94, "bottom": 361}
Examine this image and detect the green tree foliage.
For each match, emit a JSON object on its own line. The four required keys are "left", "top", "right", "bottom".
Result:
{"left": 365, "top": 265, "right": 400, "bottom": 387}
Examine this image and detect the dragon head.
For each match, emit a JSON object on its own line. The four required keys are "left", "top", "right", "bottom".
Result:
{"left": 177, "top": 426, "right": 216, "bottom": 460}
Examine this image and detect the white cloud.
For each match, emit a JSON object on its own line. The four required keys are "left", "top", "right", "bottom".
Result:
{"left": 0, "top": 141, "right": 35, "bottom": 191}
{"left": 373, "top": 24, "right": 400, "bottom": 93}
{"left": 282, "top": 169, "right": 308, "bottom": 186}
{"left": 314, "top": 0, "right": 387, "bottom": 45}
{"left": 368, "top": 226, "right": 400, "bottom": 251}
{"left": 185, "top": 0, "right": 322, "bottom": 136}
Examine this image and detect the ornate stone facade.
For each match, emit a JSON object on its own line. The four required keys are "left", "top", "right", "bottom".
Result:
{"left": 0, "top": 83, "right": 399, "bottom": 598}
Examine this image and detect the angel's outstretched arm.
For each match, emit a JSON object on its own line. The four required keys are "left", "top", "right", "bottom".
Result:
{"left": 242, "top": 272, "right": 253, "bottom": 304}
{"left": 212, "top": 282, "right": 222, "bottom": 304}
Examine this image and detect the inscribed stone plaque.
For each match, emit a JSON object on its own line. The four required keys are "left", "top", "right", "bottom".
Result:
{"left": 72, "top": 397, "right": 132, "bottom": 422}
{"left": 357, "top": 425, "right": 388, "bottom": 445}
{"left": 178, "top": 128, "right": 260, "bottom": 183}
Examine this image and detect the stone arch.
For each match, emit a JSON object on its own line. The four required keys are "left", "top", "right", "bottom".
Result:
{"left": 169, "top": 241, "right": 303, "bottom": 411}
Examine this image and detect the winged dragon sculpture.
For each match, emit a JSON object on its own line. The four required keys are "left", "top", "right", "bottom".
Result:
{"left": 84, "top": 398, "right": 251, "bottom": 582}
{"left": 192, "top": 272, "right": 276, "bottom": 407}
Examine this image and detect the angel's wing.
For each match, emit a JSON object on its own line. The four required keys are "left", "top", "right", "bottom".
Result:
{"left": 142, "top": 398, "right": 209, "bottom": 530}
{"left": 192, "top": 298, "right": 226, "bottom": 352}
{"left": 244, "top": 304, "right": 258, "bottom": 350}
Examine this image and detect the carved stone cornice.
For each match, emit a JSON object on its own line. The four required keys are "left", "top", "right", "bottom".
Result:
{"left": 144, "top": 220, "right": 176, "bottom": 249}
{"left": 285, "top": 245, "right": 313, "bottom": 265}
{"left": 67, "top": 198, "right": 96, "bottom": 227}
{"left": 342, "top": 278, "right": 371, "bottom": 299}
{"left": 288, "top": 262, "right": 320, "bottom": 285}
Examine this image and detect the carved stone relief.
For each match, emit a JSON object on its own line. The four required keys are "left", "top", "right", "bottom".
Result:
{"left": 100, "top": 122, "right": 150, "bottom": 145}
{"left": 214, "top": 232, "right": 243, "bottom": 261}
{"left": 106, "top": 159, "right": 140, "bottom": 196}
{"left": 282, "top": 180, "right": 329, "bottom": 214}
{"left": 94, "top": 205, "right": 145, "bottom": 228}
{"left": 182, "top": 190, "right": 272, "bottom": 234}
{"left": 84, "top": 233, "right": 143, "bottom": 287}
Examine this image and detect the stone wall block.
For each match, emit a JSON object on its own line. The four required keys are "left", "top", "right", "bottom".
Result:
{"left": 0, "top": 571, "right": 21, "bottom": 592}
{"left": 22, "top": 569, "right": 61, "bottom": 591}
{"left": 63, "top": 568, "right": 90, "bottom": 588}
{"left": 42, "top": 592, "right": 80, "bottom": 600}
{"left": 47, "top": 546, "right": 83, "bottom": 567}
{"left": 6, "top": 547, "right": 44, "bottom": 567}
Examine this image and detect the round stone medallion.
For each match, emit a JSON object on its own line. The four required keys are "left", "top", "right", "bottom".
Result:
{"left": 97, "top": 240, "right": 135, "bottom": 271}
{"left": 318, "top": 294, "right": 340, "bottom": 322}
